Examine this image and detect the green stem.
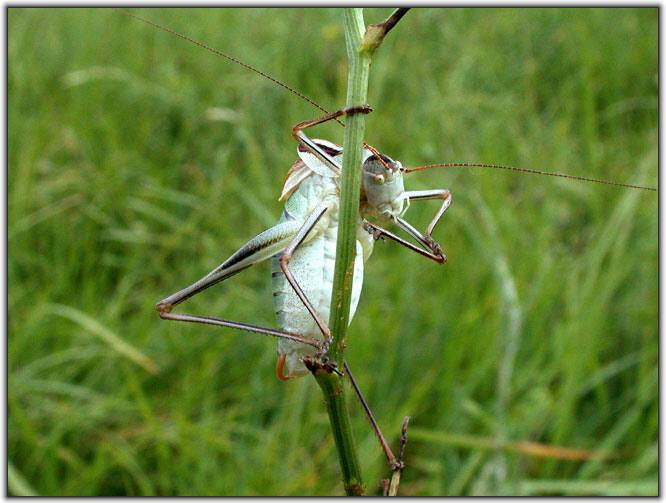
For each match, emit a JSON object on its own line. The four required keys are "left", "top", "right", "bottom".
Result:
{"left": 311, "top": 8, "right": 371, "bottom": 496}
{"left": 313, "top": 7, "right": 409, "bottom": 495}
{"left": 328, "top": 9, "right": 370, "bottom": 362}
{"left": 312, "top": 369, "right": 364, "bottom": 495}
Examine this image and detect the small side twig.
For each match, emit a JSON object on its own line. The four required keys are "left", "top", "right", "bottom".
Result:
{"left": 398, "top": 416, "right": 410, "bottom": 461}
{"left": 361, "top": 8, "right": 411, "bottom": 54}
{"left": 387, "top": 416, "right": 410, "bottom": 497}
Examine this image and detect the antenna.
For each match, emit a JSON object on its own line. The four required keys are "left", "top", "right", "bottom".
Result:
{"left": 403, "top": 163, "right": 657, "bottom": 192}
{"left": 121, "top": 10, "right": 656, "bottom": 193}
{"left": 116, "top": 9, "right": 343, "bottom": 126}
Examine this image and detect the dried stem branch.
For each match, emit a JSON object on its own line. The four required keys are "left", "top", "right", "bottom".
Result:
{"left": 387, "top": 417, "right": 410, "bottom": 496}
{"left": 361, "top": 8, "right": 411, "bottom": 54}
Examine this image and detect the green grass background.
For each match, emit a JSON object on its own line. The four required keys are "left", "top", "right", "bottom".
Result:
{"left": 8, "top": 7, "right": 658, "bottom": 496}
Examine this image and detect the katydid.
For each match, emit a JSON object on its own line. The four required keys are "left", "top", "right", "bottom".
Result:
{"left": 136, "top": 8, "right": 653, "bottom": 380}
{"left": 122, "top": 8, "right": 656, "bottom": 482}
{"left": 157, "top": 104, "right": 451, "bottom": 378}
{"left": 154, "top": 103, "right": 430, "bottom": 473}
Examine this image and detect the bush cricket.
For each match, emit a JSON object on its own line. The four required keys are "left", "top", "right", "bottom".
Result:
{"left": 121, "top": 8, "right": 657, "bottom": 488}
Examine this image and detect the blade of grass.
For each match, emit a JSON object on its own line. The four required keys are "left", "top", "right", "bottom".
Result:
{"left": 517, "top": 478, "right": 657, "bottom": 496}
{"left": 8, "top": 462, "right": 39, "bottom": 496}
{"left": 409, "top": 429, "right": 618, "bottom": 461}
{"left": 43, "top": 304, "right": 160, "bottom": 374}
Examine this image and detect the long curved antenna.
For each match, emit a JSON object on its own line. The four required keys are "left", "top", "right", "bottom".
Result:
{"left": 116, "top": 9, "right": 343, "bottom": 126}
{"left": 403, "top": 163, "right": 657, "bottom": 192}
{"left": 121, "top": 10, "right": 656, "bottom": 193}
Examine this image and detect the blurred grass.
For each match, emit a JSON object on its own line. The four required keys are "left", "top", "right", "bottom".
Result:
{"left": 8, "top": 7, "right": 657, "bottom": 496}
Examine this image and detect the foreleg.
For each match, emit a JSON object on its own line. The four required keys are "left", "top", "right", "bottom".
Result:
{"left": 363, "top": 189, "right": 452, "bottom": 264}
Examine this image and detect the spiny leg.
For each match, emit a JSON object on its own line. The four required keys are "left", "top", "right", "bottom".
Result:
{"left": 344, "top": 361, "right": 411, "bottom": 490}
{"left": 159, "top": 311, "right": 320, "bottom": 349}
{"left": 277, "top": 203, "right": 334, "bottom": 356}
{"left": 363, "top": 189, "right": 452, "bottom": 264}
{"left": 155, "top": 220, "right": 321, "bottom": 352}
{"left": 403, "top": 188, "right": 452, "bottom": 239}
{"left": 363, "top": 220, "right": 445, "bottom": 264}
{"left": 343, "top": 362, "right": 400, "bottom": 469}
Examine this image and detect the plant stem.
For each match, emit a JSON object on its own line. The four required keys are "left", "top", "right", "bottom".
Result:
{"left": 312, "top": 7, "right": 410, "bottom": 496}
{"left": 328, "top": 6, "right": 411, "bottom": 359}
{"left": 311, "top": 8, "right": 370, "bottom": 496}
{"left": 311, "top": 369, "right": 364, "bottom": 495}
{"left": 328, "top": 8, "right": 371, "bottom": 361}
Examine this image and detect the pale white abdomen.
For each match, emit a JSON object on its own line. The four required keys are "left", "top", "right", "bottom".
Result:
{"left": 271, "top": 173, "right": 372, "bottom": 377}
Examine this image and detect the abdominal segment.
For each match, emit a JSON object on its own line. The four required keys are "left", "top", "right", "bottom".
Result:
{"left": 271, "top": 231, "right": 365, "bottom": 379}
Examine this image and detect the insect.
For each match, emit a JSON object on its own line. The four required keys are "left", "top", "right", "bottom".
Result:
{"left": 156, "top": 104, "right": 451, "bottom": 379}
{"left": 138, "top": 8, "right": 655, "bottom": 381}
{"left": 125, "top": 8, "right": 656, "bottom": 488}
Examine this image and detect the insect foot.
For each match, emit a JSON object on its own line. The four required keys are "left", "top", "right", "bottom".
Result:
{"left": 362, "top": 221, "right": 384, "bottom": 241}
{"left": 302, "top": 354, "right": 343, "bottom": 377}
{"left": 319, "top": 337, "right": 331, "bottom": 356}
{"left": 425, "top": 237, "right": 447, "bottom": 264}
{"left": 316, "top": 339, "right": 343, "bottom": 375}
{"left": 391, "top": 459, "right": 406, "bottom": 471}
{"left": 343, "top": 104, "right": 373, "bottom": 116}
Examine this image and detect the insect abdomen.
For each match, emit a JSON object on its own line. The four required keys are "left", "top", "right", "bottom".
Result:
{"left": 271, "top": 173, "right": 371, "bottom": 378}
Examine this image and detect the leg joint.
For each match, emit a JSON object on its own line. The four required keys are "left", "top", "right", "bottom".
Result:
{"left": 343, "top": 104, "right": 373, "bottom": 116}
{"left": 156, "top": 302, "right": 172, "bottom": 315}
{"left": 278, "top": 253, "right": 291, "bottom": 267}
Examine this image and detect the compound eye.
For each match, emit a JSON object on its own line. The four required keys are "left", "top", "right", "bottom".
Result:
{"left": 363, "top": 157, "right": 380, "bottom": 171}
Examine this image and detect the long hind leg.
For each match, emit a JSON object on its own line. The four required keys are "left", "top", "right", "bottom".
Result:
{"left": 155, "top": 220, "right": 322, "bottom": 350}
